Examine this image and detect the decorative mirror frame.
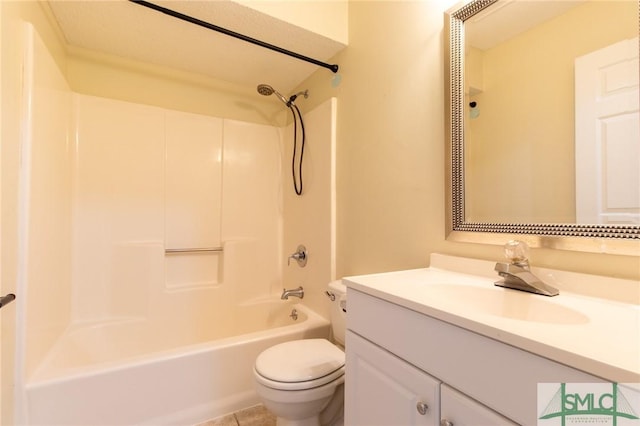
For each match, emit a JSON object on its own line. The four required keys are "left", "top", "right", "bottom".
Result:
{"left": 444, "top": 0, "right": 640, "bottom": 255}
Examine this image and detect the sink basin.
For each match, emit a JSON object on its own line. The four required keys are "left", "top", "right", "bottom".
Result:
{"left": 427, "top": 284, "right": 590, "bottom": 325}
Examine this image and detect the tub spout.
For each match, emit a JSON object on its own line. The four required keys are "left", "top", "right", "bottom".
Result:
{"left": 281, "top": 286, "right": 304, "bottom": 300}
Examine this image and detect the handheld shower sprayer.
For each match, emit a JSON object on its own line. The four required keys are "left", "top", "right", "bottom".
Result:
{"left": 256, "top": 84, "right": 289, "bottom": 106}
{"left": 256, "top": 83, "right": 308, "bottom": 196}
{"left": 256, "top": 84, "right": 308, "bottom": 107}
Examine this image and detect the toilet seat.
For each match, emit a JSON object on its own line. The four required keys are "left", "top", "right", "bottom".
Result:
{"left": 254, "top": 339, "right": 345, "bottom": 391}
{"left": 254, "top": 366, "right": 345, "bottom": 391}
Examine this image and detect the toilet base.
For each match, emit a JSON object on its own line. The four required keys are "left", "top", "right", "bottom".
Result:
{"left": 270, "top": 384, "right": 344, "bottom": 426}
{"left": 319, "top": 384, "right": 344, "bottom": 426}
{"left": 256, "top": 379, "right": 344, "bottom": 426}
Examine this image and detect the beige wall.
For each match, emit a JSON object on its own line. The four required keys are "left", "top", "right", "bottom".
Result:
{"left": 299, "top": 1, "right": 455, "bottom": 277}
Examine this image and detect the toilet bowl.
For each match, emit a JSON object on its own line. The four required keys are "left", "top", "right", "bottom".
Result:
{"left": 253, "top": 280, "right": 347, "bottom": 426}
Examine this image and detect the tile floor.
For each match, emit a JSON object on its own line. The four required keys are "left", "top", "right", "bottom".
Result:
{"left": 197, "top": 405, "right": 276, "bottom": 426}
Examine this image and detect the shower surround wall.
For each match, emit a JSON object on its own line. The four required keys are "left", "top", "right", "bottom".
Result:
{"left": 20, "top": 22, "right": 73, "bottom": 383}
{"left": 27, "top": 90, "right": 284, "bottom": 377}
{"left": 70, "top": 94, "right": 282, "bottom": 329}
{"left": 282, "top": 98, "right": 337, "bottom": 320}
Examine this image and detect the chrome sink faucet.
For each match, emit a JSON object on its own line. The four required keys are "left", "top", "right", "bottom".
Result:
{"left": 281, "top": 286, "right": 304, "bottom": 300}
{"left": 494, "top": 240, "right": 559, "bottom": 297}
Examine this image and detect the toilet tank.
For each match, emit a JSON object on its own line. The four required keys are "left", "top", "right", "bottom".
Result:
{"left": 327, "top": 280, "right": 347, "bottom": 346}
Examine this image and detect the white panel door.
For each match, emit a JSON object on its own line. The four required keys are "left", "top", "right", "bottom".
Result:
{"left": 575, "top": 37, "right": 640, "bottom": 224}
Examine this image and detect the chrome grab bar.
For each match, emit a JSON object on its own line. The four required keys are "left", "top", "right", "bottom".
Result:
{"left": 0, "top": 294, "right": 16, "bottom": 309}
{"left": 165, "top": 247, "right": 223, "bottom": 254}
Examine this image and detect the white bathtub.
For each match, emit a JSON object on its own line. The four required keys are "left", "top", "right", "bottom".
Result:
{"left": 25, "top": 302, "right": 329, "bottom": 425}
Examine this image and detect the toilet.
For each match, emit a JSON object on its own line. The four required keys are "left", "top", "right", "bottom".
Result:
{"left": 253, "top": 280, "right": 347, "bottom": 426}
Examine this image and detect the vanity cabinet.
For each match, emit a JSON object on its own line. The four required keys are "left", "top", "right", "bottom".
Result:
{"left": 347, "top": 331, "right": 516, "bottom": 426}
{"left": 345, "top": 288, "right": 602, "bottom": 425}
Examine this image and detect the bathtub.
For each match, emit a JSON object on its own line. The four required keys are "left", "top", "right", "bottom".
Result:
{"left": 25, "top": 301, "right": 329, "bottom": 425}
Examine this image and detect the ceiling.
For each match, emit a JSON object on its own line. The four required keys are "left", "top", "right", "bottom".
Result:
{"left": 466, "top": 0, "right": 585, "bottom": 50}
{"left": 46, "top": 0, "right": 346, "bottom": 94}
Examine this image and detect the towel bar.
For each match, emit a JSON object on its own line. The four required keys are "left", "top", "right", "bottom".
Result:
{"left": 165, "top": 247, "right": 223, "bottom": 254}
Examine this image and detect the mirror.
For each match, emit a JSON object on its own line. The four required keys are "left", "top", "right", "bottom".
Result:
{"left": 445, "top": 0, "right": 640, "bottom": 254}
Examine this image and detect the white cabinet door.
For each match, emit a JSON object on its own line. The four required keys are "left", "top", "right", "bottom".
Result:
{"left": 440, "top": 385, "right": 518, "bottom": 426}
{"left": 346, "top": 331, "right": 441, "bottom": 426}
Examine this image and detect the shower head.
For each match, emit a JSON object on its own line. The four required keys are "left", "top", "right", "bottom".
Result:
{"left": 257, "top": 84, "right": 289, "bottom": 106}
{"left": 257, "top": 84, "right": 274, "bottom": 96}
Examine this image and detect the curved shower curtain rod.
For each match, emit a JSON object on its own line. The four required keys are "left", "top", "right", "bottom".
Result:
{"left": 129, "top": 0, "right": 340, "bottom": 74}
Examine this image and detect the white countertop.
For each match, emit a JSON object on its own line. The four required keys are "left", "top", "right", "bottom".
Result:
{"left": 343, "top": 254, "right": 640, "bottom": 383}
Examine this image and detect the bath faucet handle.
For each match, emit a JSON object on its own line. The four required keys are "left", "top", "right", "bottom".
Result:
{"left": 503, "top": 240, "right": 530, "bottom": 268}
{"left": 287, "top": 245, "right": 307, "bottom": 267}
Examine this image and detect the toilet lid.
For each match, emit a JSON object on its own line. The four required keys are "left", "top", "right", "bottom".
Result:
{"left": 255, "top": 339, "right": 345, "bottom": 383}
